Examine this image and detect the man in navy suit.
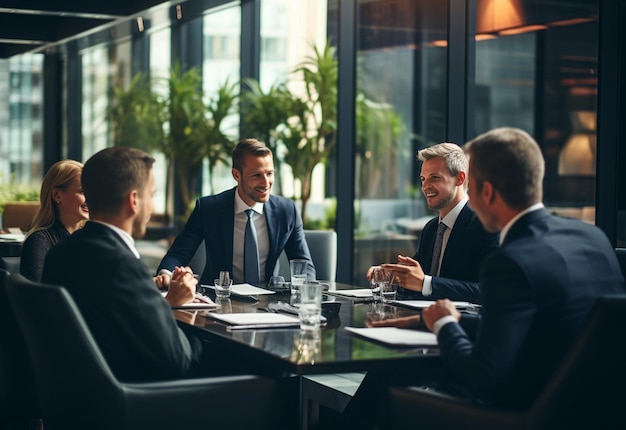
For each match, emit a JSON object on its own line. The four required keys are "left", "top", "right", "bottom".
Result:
{"left": 156, "top": 138, "right": 314, "bottom": 287}
{"left": 373, "top": 143, "right": 498, "bottom": 303}
{"left": 375, "top": 127, "right": 625, "bottom": 409}
{"left": 42, "top": 147, "right": 203, "bottom": 382}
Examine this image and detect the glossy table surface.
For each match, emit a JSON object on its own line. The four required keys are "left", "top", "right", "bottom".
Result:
{"left": 174, "top": 282, "right": 441, "bottom": 375}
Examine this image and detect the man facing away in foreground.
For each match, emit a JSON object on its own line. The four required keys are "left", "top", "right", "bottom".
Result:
{"left": 372, "top": 127, "right": 625, "bottom": 409}
{"left": 156, "top": 138, "right": 314, "bottom": 288}
{"left": 370, "top": 142, "right": 499, "bottom": 303}
{"left": 42, "top": 147, "right": 204, "bottom": 382}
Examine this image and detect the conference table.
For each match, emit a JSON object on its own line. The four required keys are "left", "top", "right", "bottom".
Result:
{"left": 173, "top": 282, "right": 443, "bottom": 429}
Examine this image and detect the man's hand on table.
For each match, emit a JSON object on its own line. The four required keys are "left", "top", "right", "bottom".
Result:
{"left": 163, "top": 266, "right": 197, "bottom": 307}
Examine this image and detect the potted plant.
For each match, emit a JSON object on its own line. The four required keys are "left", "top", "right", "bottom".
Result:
{"left": 109, "top": 64, "right": 237, "bottom": 223}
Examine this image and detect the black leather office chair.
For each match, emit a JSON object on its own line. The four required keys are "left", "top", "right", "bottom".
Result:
{"left": 387, "top": 295, "right": 626, "bottom": 430}
{"left": 6, "top": 274, "right": 280, "bottom": 430}
{"left": 615, "top": 248, "right": 626, "bottom": 279}
{"left": 0, "top": 269, "right": 42, "bottom": 430}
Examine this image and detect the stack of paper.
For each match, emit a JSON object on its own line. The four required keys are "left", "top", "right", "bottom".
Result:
{"left": 204, "top": 283, "right": 276, "bottom": 297}
{"left": 161, "top": 292, "right": 220, "bottom": 310}
{"left": 206, "top": 312, "right": 300, "bottom": 330}
{"left": 390, "top": 300, "right": 478, "bottom": 310}
{"left": 327, "top": 289, "right": 373, "bottom": 298}
{"left": 345, "top": 327, "right": 437, "bottom": 346}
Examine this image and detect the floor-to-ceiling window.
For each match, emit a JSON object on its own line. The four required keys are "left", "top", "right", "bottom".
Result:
{"left": 202, "top": 3, "right": 241, "bottom": 195}
{"left": 5, "top": 54, "right": 44, "bottom": 184}
{"left": 149, "top": 27, "right": 172, "bottom": 215}
{"left": 333, "top": 0, "right": 449, "bottom": 286}
{"left": 81, "top": 46, "right": 110, "bottom": 160}
{"left": 473, "top": 0, "right": 599, "bottom": 224}
{"left": 2, "top": 0, "right": 622, "bottom": 282}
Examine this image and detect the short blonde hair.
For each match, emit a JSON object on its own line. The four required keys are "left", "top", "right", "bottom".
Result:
{"left": 418, "top": 142, "right": 468, "bottom": 180}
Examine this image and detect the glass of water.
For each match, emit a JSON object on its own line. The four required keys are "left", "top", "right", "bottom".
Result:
{"left": 290, "top": 259, "right": 308, "bottom": 295}
{"left": 298, "top": 280, "right": 323, "bottom": 331}
{"left": 214, "top": 271, "right": 233, "bottom": 299}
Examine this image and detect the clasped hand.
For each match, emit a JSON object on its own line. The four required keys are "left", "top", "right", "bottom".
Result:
{"left": 155, "top": 266, "right": 197, "bottom": 307}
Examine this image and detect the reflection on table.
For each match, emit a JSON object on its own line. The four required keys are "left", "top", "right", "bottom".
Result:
{"left": 174, "top": 282, "right": 441, "bottom": 376}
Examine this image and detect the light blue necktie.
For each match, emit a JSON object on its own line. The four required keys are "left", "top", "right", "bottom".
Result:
{"left": 430, "top": 222, "right": 447, "bottom": 276}
{"left": 244, "top": 209, "right": 260, "bottom": 285}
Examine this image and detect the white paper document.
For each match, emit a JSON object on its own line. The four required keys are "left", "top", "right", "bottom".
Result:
{"left": 206, "top": 312, "right": 300, "bottom": 330}
{"left": 345, "top": 327, "right": 438, "bottom": 346}
{"left": 204, "top": 283, "right": 276, "bottom": 296}
{"left": 161, "top": 292, "right": 220, "bottom": 310}
{"left": 327, "top": 289, "right": 373, "bottom": 298}
{"left": 390, "top": 300, "right": 477, "bottom": 310}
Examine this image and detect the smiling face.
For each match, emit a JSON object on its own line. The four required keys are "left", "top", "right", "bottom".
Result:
{"left": 419, "top": 157, "right": 465, "bottom": 217}
{"left": 54, "top": 176, "right": 89, "bottom": 228}
{"left": 232, "top": 153, "right": 274, "bottom": 206}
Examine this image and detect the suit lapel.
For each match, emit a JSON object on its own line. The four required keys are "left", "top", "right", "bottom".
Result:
{"left": 264, "top": 196, "right": 279, "bottom": 276}
{"left": 219, "top": 189, "right": 236, "bottom": 271}
{"left": 439, "top": 203, "right": 471, "bottom": 272}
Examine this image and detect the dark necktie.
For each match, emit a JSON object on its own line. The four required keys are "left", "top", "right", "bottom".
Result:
{"left": 430, "top": 222, "right": 447, "bottom": 276}
{"left": 244, "top": 209, "right": 260, "bottom": 285}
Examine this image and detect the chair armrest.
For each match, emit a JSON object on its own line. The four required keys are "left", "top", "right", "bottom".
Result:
{"left": 123, "top": 375, "right": 279, "bottom": 430}
{"left": 388, "top": 386, "right": 525, "bottom": 430}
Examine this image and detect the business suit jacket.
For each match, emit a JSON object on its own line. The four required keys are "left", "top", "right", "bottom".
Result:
{"left": 42, "top": 221, "right": 202, "bottom": 382}
{"left": 437, "top": 208, "right": 626, "bottom": 408}
{"left": 158, "top": 187, "right": 314, "bottom": 284}
{"left": 404, "top": 202, "right": 499, "bottom": 303}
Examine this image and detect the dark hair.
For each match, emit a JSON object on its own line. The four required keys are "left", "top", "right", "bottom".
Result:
{"left": 465, "top": 127, "right": 544, "bottom": 209}
{"left": 232, "top": 138, "right": 272, "bottom": 171}
{"left": 82, "top": 147, "right": 155, "bottom": 217}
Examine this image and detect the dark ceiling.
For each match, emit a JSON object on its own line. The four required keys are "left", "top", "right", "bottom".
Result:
{"left": 0, "top": 0, "right": 173, "bottom": 58}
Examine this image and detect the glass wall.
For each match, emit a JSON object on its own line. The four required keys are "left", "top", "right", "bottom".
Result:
{"left": 4, "top": 54, "right": 44, "bottom": 185}
{"left": 81, "top": 46, "right": 110, "bottom": 160}
{"left": 149, "top": 27, "right": 172, "bottom": 214}
{"left": 2, "top": 0, "right": 618, "bottom": 282}
{"left": 346, "top": 0, "right": 449, "bottom": 286}
{"left": 473, "top": 0, "right": 599, "bottom": 223}
{"left": 202, "top": 3, "right": 241, "bottom": 195}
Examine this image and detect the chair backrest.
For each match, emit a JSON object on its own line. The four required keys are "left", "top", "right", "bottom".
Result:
{"left": 1, "top": 202, "right": 40, "bottom": 231}
{"left": 528, "top": 294, "right": 626, "bottom": 429}
{"left": 279, "top": 230, "right": 338, "bottom": 281}
{"left": 615, "top": 248, "right": 626, "bottom": 279}
{"left": 0, "top": 269, "right": 40, "bottom": 421}
{"left": 5, "top": 274, "right": 125, "bottom": 426}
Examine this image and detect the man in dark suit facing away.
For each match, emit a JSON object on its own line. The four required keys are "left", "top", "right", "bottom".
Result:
{"left": 371, "top": 142, "right": 499, "bottom": 303}
{"left": 374, "top": 127, "right": 625, "bottom": 409}
{"left": 42, "top": 147, "right": 204, "bottom": 382}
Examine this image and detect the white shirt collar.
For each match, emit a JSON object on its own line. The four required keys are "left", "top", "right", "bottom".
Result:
{"left": 439, "top": 196, "right": 468, "bottom": 229}
{"left": 234, "top": 187, "right": 265, "bottom": 215}
{"left": 499, "top": 202, "right": 544, "bottom": 245}
{"left": 90, "top": 220, "right": 140, "bottom": 259}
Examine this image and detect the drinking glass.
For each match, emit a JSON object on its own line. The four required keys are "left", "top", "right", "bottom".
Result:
{"left": 370, "top": 267, "right": 393, "bottom": 302}
{"left": 290, "top": 259, "right": 308, "bottom": 295}
{"left": 214, "top": 271, "right": 233, "bottom": 298}
{"left": 298, "top": 280, "right": 323, "bottom": 331}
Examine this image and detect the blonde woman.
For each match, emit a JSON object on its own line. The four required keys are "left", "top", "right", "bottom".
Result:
{"left": 20, "top": 160, "right": 89, "bottom": 281}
